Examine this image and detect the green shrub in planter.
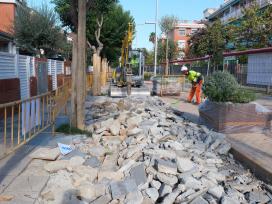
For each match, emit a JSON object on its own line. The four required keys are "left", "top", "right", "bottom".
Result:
{"left": 144, "top": 72, "right": 153, "bottom": 80}
{"left": 203, "top": 71, "right": 255, "bottom": 103}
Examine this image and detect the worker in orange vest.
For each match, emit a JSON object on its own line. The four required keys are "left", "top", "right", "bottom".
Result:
{"left": 181, "top": 65, "right": 203, "bottom": 105}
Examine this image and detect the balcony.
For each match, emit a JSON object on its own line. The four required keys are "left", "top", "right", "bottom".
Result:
{"left": 220, "top": 0, "right": 272, "bottom": 23}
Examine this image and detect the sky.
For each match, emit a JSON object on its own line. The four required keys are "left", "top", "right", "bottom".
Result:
{"left": 27, "top": 0, "right": 224, "bottom": 50}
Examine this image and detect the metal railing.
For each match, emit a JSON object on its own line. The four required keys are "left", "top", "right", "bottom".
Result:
{"left": 152, "top": 75, "right": 186, "bottom": 96}
{"left": 0, "top": 82, "right": 71, "bottom": 159}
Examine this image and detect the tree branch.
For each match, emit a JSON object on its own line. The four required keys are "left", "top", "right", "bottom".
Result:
{"left": 87, "top": 40, "right": 97, "bottom": 53}
{"left": 95, "top": 15, "right": 104, "bottom": 55}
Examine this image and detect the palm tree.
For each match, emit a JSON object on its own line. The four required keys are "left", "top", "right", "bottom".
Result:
{"left": 149, "top": 32, "right": 156, "bottom": 44}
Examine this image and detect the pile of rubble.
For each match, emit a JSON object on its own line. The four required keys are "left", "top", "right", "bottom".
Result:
{"left": 38, "top": 96, "right": 272, "bottom": 204}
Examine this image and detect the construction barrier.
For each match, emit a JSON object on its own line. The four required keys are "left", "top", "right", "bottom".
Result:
{"left": 152, "top": 75, "right": 186, "bottom": 96}
{"left": 0, "top": 82, "right": 71, "bottom": 159}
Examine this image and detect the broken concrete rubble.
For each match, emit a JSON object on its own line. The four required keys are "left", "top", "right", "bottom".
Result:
{"left": 36, "top": 96, "right": 272, "bottom": 204}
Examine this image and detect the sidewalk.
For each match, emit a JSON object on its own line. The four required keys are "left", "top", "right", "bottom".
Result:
{"left": 162, "top": 93, "right": 272, "bottom": 184}
{"left": 0, "top": 116, "right": 69, "bottom": 203}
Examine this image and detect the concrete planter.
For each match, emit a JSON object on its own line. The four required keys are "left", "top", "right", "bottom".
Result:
{"left": 199, "top": 100, "right": 271, "bottom": 133}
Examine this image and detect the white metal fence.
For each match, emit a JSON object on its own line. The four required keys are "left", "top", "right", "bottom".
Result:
{"left": 0, "top": 52, "right": 65, "bottom": 100}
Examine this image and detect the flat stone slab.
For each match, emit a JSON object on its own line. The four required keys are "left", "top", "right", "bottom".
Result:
{"left": 110, "top": 178, "right": 138, "bottom": 199}
{"left": 3, "top": 175, "right": 49, "bottom": 195}
{"left": 129, "top": 163, "right": 147, "bottom": 186}
{"left": 84, "top": 157, "right": 101, "bottom": 168}
{"left": 60, "top": 149, "right": 86, "bottom": 160}
{"left": 29, "top": 147, "right": 60, "bottom": 161}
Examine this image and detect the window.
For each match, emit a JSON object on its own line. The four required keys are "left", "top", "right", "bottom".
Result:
{"left": 186, "top": 29, "right": 191, "bottom": 35}
{"left": 191, "top": 29, "right": 198, "bottom": 34}
{"left": 179, "top": 29, "right": 186, "bottom": 36}
{"left": 178, "top": 40, "right": 186, "bottom": 49}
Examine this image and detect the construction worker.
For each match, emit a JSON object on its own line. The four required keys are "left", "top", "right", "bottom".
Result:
{"left": 181, "top": 65, "right": 203, "bottom": 105}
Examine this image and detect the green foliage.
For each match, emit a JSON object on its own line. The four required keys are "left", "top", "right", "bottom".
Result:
{"left": 53, "top": 0, "right": 134, "bottom": 65}
{"left": 149, "top": 32, "right": 156, "bottom": 44}
{"left": 89, "top": 4, "right": 135, "bottom": 64}
{"left": 56, "top": 124, "right": 92, "bottom": 136}
{"left": 14, "top": 4, "right": 67, "bottom": 57}
{"left": 189, "top": 20, "right": 225, "bottom": 66}
{"left": 144, "top": 72, "right": 153, "bottom": 80}
{"left": 203, "top": 71, "right": 255, "bottom": 103}
{"left": 157, "top": 39, "right": 179, "bottom": 64}
{"left": 159, "top": 15, "right": 178, "bottom": 34}
{"left": 189, "top": 4, "right": 272, "bottom": 61}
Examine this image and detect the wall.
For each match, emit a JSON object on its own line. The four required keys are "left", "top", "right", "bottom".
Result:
{"left": 0, "top": 3, "right": 15, "bottom": 34}
{"left": 0, "top": 78, "right": 20, "bottom": 104}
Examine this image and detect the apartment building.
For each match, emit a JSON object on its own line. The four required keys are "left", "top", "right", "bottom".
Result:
{"left": 168, "top": 20, "right": 205, "bottom": 59}
{"left": 0, "top": 0, "right": 25, "bottom": 53}
{"left": 205, "top": 0, "right": 272, "bottom": 24}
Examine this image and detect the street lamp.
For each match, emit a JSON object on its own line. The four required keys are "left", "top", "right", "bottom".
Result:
{"left": 145, "top": 0, "right": 158, "bottom": 76}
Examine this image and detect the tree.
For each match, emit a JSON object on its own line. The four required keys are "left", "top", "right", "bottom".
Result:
{"left": 159, "top": 15, "right": 178, "bottom": 75}
{"left": 234, "top": 4, "right": 272, "bottom": 49}
{"left": 188, "top": 28, "right": 209, "bottom": 58}
{"left": 53, "top": 0, "right": 134, "bottom": 64}
{"left": 159, "top": 15, "right": 178, "bottom": 34}
{"left": 149, "top": 32, "right": 156, "bottom": 44}
{"left": 86, "top": 3, "right": 135, "bottom": 64}
{"left": 188, "top": 20, "right": 225, "bottom": 66}
{"left": 53, "top": 0, "right": 96, "bottom": 128}
{"left": 14, "top": 4, "right": 66, "bottom": 57}
{"left": 157, "top": 39, "right": 179, "bottom": 64}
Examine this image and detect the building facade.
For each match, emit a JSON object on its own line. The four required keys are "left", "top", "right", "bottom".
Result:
{"left": 205, "top": 0, "right": 272, "bottom": 24}
{"left": 0, "top": 0, "right": 24, "bottom": 53}
{"left": 168, "top": 20, "right": 205, "bottom": 59}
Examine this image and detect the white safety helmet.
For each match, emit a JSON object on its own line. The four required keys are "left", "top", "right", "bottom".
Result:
{"left": 181, "top": 65, "right": 188, "bottom": 72}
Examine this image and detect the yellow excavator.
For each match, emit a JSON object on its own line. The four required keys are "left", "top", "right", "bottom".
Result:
{"left": 110, "top": 23, "right": 150, "bottom": 97}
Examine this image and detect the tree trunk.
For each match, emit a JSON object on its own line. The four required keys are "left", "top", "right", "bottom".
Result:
{"left": 76, "top": 0, "right": 87, "bottom": 129}
{"left": 71, "top": 33, "right": 78, "bottom": 127}
{"left": 165, "top": 37, "right": 169, "bottom": 76}
{"left": 92, "top": 53, "right": 101, "bottom": 96}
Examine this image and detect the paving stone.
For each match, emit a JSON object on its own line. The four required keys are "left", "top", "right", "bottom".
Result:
{"left": 89, "top": 146, "right": 106, "bottom": 157}
{"left": 129, "top": 163, "right": 147, "bottom": 186}
{"left": 190, "top": 196, "right": 209, "bottom": 204}
{"left": 44, "top": 160, "right": 69, "bottom": 173}
{"left": 98, "top": 171, "right": 124, "bottom": 182}
{"left": 176, "top": 157, "right": 195, "bottom": 172}
{"left": 110, "top": 178, "right": 138, "bottom": 199}
{"left": 221, "top": 196, "right": 240, "bottom": 204}
{"left": 208, "top": 185, "right": 224, "bottom": 199}
{"left": 159, "top": 184, "right": 172, "bottom": 197}
{"left": 4, "top": 175, "right": 49, "bottom": 197}
{"left": 124, "top": 190, "right": 143, "bottom": 204}
{"left": 217, "top": 143, "right": 231, "bottom": 155}
{"left": 79, "top": 183, "right": 106, "bottom": 202}
{"left": 156, "top": 159, "right": 177, "bottom": 175}
{"left": 91, "top": 194, "right": 112, "bottom": 204}
{"left": 29, "top": 147, "right": 60, "bottom": 161}
{"left": 84, "top": 157, "right": 101, "bottom": 168}
{"left": 245, "top": 190, "right": 271, "bottom": 204}
{"left": 182, "top": 176, "right": 204, "bottom": 190}
{"left": 68, "top": 156, "right": 85, "bottom": 168}
{"left": 127, "top": 128, "right": 143, "bottom": 136}
{"left": 109, "top": 120, "right": 121, "bottom": 136}
{"left": 127, "top": 116, "right": 142, "bottom": 128}
{"left": 60, "top": 149, "right": 86, "bottom": 160}
{"left": 150, "top": 180, "right": 161, "bottom": 190}
{"left": 145, "top": 188, "right": 159, "bottom": 202}
{"left": 161, "top": 185, "right": 184, "bottom": 204}
{"left": 156, "top": 172, "right": 178, "bottom": 186}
